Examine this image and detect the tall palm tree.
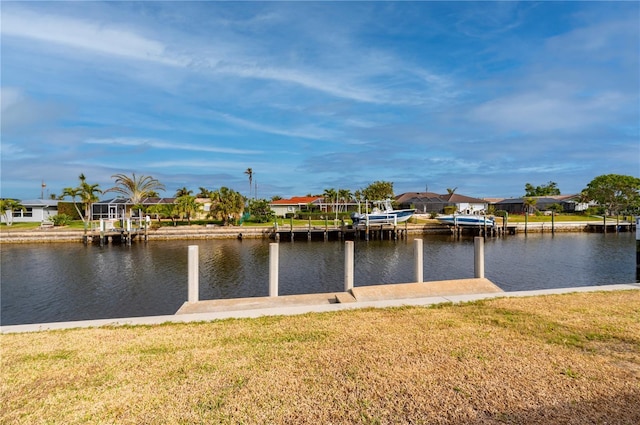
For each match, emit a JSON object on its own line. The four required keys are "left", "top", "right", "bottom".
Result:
{"left": 105, "top": 173, "right": 166, "bottom": 205}
{"left": 244, "top": 168, "right": 253, "bottom": 198}
{"left": 61, "top": 186, "right": 85, "bottom": 222}
{"left": 78, "top": 173, "right": 102, "bottom": 221}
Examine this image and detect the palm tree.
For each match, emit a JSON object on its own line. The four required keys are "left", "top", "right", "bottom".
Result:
{"left": 61, "top": 186, "right": 85, "bottom": 222}
{"left": 323, "top": 188, "right": 337, "bottom": 213}
{"left": 0, "top": 199, "right": 25, "bottom": 226}
{"left": 446, "top": 187, "right": 458, "bottom": 195}
{"left": 338, "top": 189, "right": 352, "bottom": 213}
{"left": 175, "top": 195, "right": 200, "bottom": 224}
{"left": 105, "top": 173, "right": 166, "bottom": 205}
{"left": 196, "top": 187, "right": 213, "bottom": 198}
{"left": 78, "top": 174, "right": 102, "bottom": 221}
{"left": 209, "top": 187, "right": 246, "bottom": 225}
{"left": 175, "top": 187, "right": 192, "bottom": 197}
{"left": 244, "top": 168, "right": 253, "bottom": 198}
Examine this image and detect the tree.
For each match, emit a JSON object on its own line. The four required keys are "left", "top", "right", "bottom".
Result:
{"left": 175, "top": 187, "right": 192, "bottom": 198}
{"left": 338, "top": 189, "right": 352, "bottom": 212}
{"left": 105, "top": 173, "right": 166, "bottom": 205}
{"left": 78, "top": 173, "right": 102, "bottom": 221}
{"left": 209, "top": 187, "right": 246, "bottom": 225}
{"left": 581, "top": 174, "right": 640, "bottom": 216}
{"left": 525, "top": 181, "right": 561, "bottom": 197}
{"left": 362, "top": 181, "right": 394, "bottom": 201}
{"left": 60, "top": 174, "right": 101, "bottom": 222}
{"left": 61, "top": 186, "right": 84, "bottom": 222}
{"left": 175, "top": 195, "right": 200, "bottom": 224}
{"left": 147, "top": 203, "right": 179, "bottom": 225}
{"left": 244, "top": 168, "right": 253, "bottom": 198}
{"left": 446, "top": 187, "right": 458, "bottom": 195}
{"left": 247, "top": 199, "right": 275, "bottom": 223}
{"left": 196, "top": 187, "right": 213, "bottom": 198}
{"left": 523, "top": 197, "right": 537, "bottom": 215}
{"left": 0, "top": 199, "right": 24, "bottom": 226}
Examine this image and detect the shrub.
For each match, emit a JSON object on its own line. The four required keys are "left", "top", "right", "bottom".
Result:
{"left": 50, "top": 214, "right": 72, "bottom": 226}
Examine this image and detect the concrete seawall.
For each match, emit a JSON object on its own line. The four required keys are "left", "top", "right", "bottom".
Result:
{"left": 2, "top": 281, "right": 638, "bottom": 334}
{"left": 0, "top": 221, "right": 623, "bottom": 243}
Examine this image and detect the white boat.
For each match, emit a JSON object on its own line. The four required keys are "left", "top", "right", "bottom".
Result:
{"left": 437, "top": 214, "right": 495, "bottom": 227}
{"left": 351, "top": 200, "right": 415, "bottom": 225}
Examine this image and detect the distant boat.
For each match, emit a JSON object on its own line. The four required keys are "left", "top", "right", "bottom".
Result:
{"left": 437, "top": 214, "right": 495, "bottom": 227}
{"left": 351, "top": 200, "right": 415, "bottom": 225}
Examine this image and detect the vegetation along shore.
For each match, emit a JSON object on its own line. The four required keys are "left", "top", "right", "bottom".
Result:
{"left": 0, "top": 215, "right": 628, "bottom": 244}
{"left": 2, "top": 290, "right": 639, "bottom": 424}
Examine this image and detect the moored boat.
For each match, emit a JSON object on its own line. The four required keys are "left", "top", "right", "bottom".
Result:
{"left": 351, "top": 200, "right": 415, "bottom": 226}
{"left": 437, "top": 214, "right": 495, "bottom": 227}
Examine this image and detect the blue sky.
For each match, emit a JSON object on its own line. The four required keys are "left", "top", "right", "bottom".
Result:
{"left": 1, "top": 1, "right": 638, "bottom": 201}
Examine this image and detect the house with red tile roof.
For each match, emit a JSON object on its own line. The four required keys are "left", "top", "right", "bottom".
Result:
{"left": 269, "top": 196, "right": 324, "bottom": 217}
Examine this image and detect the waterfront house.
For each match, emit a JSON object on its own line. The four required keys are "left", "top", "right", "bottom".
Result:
{"left": 395, "top": 192, "right": 488, "bottom": 214}
{"left": 269, "top": 196, "right": 324, "bottom": 217}
{"left": 1, "top": 199, "right": 59, "bottom": 224}
{"left": 492, "top": 194, "right": 584, "bottom": 214}
{"left": 91, "top": 197, "right": 178, "bottom": 220}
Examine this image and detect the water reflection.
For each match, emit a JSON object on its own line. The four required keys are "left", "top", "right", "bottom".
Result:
{"left": 1, "top": 232, "right": 635, "bottom": 325}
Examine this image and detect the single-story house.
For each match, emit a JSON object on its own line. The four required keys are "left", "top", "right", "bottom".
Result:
{"left": 91, "top": 197, "right": 178, "bottom": 220}
{"left": 1, "top": 199, "right": 59, "bottom": 224}
{"left": 269, "top": 196, "right": 324, "bottom": 217}
{"left": 492, "top": 195, "right": 584, "bottom": 214}
{"left": 395, "top": 192, "right": 488, "bottom": 214}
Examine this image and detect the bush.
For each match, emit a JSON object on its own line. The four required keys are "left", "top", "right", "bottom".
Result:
{"left": 51, "top": 214, "right": 72, "bottom": 226}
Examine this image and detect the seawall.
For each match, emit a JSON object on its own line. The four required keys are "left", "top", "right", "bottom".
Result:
{"left": 0, "top": 221, "right": 630, "bottom": 244}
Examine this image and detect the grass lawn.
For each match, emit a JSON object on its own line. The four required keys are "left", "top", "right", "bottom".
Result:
{"left": 2, "top": 291, "right": 639, "bottom": 424}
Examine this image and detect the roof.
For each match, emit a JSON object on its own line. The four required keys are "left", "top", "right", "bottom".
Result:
{"left": 94, "top": 197, "right": 177, "bottom": 205}
{"left": 395, "top": 192, "right": 487, "bottom": 204}
{"left": 395, "top": 192, "right": 444, "bottom": 204}
{"left": 270, "top": 196, "right": 323, "bottom": 205}
{"left": 17, "top": 199, "right": 59, "bottom": 207}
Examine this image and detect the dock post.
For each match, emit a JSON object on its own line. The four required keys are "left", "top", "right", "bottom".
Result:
{"left": 344, "top": 241, "right": 354, "bottom": 291}
{"left": 636, "top": 217, "right": 640, "bottom": 277}
{"left": 269, "top": 242, "right": 279, "bottom": 297}
{"left": 414, "top": 238, "right": 423, "bottom": 283}
{"left": 474, "top": 236, "right": 485, "bottom": 279}
{"left": 188, "top": 245, "right": 199, "bottom": 303}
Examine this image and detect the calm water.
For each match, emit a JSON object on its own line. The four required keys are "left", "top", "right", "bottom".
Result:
{"left": 1, "top": 232, "right": 636, "bottom": 325}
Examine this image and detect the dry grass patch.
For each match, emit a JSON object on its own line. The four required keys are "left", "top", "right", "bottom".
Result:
{"left": 2, "top": 291, "right": 639, "bottom": 424}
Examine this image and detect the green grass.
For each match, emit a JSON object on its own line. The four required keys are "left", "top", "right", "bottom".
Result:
{"left": 2, "top": 291, "right": 639, "bottom": 424}
{"left": 505, "top": 214, "right": 603, "bottom": 223}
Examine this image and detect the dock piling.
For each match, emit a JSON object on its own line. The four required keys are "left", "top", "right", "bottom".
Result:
{"left": 474, "top": 237, "right": 485, "bottom": 279}
{"left": 414, "top": 238, "right": 423, "bottom": 283}
{"left": 188, "top": 245, "right": 199, "bottom": 303}
{"left": 269, "top": 243, "right": 279, "bottom": 297}
{"left": 344, "top": 241, "right": 354, "bottom": 291}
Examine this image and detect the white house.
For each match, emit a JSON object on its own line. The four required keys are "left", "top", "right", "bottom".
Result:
{"left": 269, "top": 196, "right": 324, "bottom": 217}
{"left": 1, "top": 199, "right": 59, "bottom": 224}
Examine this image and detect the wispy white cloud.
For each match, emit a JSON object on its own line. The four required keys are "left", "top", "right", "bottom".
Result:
{"left": 1, "top": 8, "right": 184, "bottom": 66}
{"left": 85, "top": 138, "right": 263, "bottom": 155}
{"left": 213, "top": 112, "right": 342, "bottom": 142}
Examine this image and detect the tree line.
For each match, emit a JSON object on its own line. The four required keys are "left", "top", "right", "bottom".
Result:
{"left": 1, "top": 173, "right": 639, "bottom": 226}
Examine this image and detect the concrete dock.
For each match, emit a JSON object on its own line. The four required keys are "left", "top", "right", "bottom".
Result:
{"left": 2, "top": 279, "right": 638, "bottom": 334}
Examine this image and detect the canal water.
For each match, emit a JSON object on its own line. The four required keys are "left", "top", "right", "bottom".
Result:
{"left": 1, "top": 232, "right": 636, "bottom": 325}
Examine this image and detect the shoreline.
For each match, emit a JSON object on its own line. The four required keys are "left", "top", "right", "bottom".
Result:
{"left": 0, "top": 220, "right": 632, "bottom": 243}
